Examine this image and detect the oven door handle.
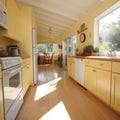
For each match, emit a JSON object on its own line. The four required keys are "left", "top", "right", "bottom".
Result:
{"left": 3, "top": 67, "right": 21, "bottom": 74}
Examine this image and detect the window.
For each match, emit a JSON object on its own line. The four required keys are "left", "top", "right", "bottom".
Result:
{"left": 37, "top": 43, "right": 58, "bottom": 54}
{"left": 94, "top": 1, "right": 120, "bottom": 55}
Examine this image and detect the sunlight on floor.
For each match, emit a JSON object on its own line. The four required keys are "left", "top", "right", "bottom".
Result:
{"left": 34, "top": 77, "right": 62, "bottom": 101}
{"left": 39, "top": 101, "right": 71, "bottom": 120}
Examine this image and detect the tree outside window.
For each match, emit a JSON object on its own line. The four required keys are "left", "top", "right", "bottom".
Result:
{"left": 98, "top": 7, "right": 120, "bottom": 53}
{"left": 37, "top": 43, "right": 58, "bottom": 54}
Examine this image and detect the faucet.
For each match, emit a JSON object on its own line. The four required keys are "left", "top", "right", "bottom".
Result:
{"left": 107, "top": 51, "right": 116, "bottom": 57}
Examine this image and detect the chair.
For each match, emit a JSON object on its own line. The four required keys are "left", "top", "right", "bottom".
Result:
{"left": 48, "top": 53, "right": 53, "bottom": 64}
{"left": 38, "top": 55, "right": 44, "bottom": 64}
{"left": 43, "top": 53, "right": 50, "bottom": 64}
{"left": 43, "top": 53, "right": 53, "bottom": 64}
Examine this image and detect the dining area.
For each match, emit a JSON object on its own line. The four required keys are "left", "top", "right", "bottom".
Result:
{"left": 38, "top": 53, "right": 53, "bottom": 64}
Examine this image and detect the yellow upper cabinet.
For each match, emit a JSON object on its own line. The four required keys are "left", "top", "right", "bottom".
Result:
{"left": 2, "top": 0, "right": 21, "bottom": 41}
{"left": 0, "top": 0, "right": 5, "bottom": 5}
{"left": 32, "top": 10, "right": 37, "bottom": 29}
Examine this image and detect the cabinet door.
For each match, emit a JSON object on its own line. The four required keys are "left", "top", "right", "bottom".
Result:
{"left": 85, "top": 66, "right": 97, "bottom": 95}
{"left": 111, "top": 73, "right": 120, "bottom": 113}
{"left": 96, "top": 69, "right": 111, "bottom": 104}
{"left": 0, "top": 65, "right": 4, "bottom": 120}
{"left": 22, "top": 64, "right": 30, "bottom": 96}
{"left": 0, "top": 0, "right": 5, "bottom": 4}
{"left": 0, "top": 79, "right": 4, "bottom": 120}
{"left": 6, "top": 0, "right": 21, "bottom": 41}
{"left": 71, "top": 62, "right": 75, "bottom": 79}
{"left": 67, "top": 61, "right": 71, "bottom": 76}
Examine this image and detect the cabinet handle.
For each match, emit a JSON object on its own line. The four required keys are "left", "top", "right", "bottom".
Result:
{"left": 92, "top": 69, "right": 96, "bottom": 72}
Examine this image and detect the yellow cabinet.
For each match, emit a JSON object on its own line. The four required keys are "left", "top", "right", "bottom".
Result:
{"left": 67, "top": 57, "right": 75, "bottom": 79}
{"left": 85, "top": 59, "right": 111, "bottom": 104}
{"left": 0, "top": 0, "right": 5, "bottom": 4}
{"left": 2, "top": 0, "right": 21, "bottom": 41}
{"left": 85, "top": 66, "right": 97, "bottom": 95}
{"left": 32, "top": 10, "right": 37, "bottom": 29}
{"left": 0, "top": 65, "right": 4, "bottom": 120}
{"left": 111, "top": 62, "right": 120, "bottom": 113}
{"left": 22, "top": 59, "right": 30, "bottom": 96}
{"left": 111, "top": 73, "right": 120, "bottom": 113}
{"left": 96, "top": 69, "right": 111, "bottom": 104}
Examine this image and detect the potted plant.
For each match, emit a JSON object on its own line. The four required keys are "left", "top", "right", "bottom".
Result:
{"left": 83, "top": 45, "right": 93, "bottom": 56}
{"left": 75, "top": 48, "right": 80, "bottom": 56}
{"left": 93, "top": 47, "right": 99, "bottom": 56}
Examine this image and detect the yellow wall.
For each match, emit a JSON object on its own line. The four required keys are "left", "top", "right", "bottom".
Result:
{"left": 59, "top": 0, "right": 118, "bottom": 53}
{"left": 37, "top": 34, "right": 61, "bottom": 44}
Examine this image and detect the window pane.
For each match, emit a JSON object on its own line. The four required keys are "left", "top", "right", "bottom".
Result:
{"left": 37, "top": 43, "right": 58, "bottom": 54}
{"left": 98, "top": 7, "right": 120, "bottom": 52}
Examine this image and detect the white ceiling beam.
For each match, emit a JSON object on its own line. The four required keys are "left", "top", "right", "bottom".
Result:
{"left": 37, "top": 19, "right": 70, "bottom": 29}
{"left": 37, "top": 23, "right": 67, "bottom": 31}
{"left": 35, "top": 12, "right": 75, "bottom": 25}
{"left": 37, "top": 25, "right": 64, "bottom": 33}
{"left": 17, "top": 0, "right": 79, "bottom": 21}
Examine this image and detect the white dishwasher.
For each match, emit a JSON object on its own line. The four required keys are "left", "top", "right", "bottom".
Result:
{"left": 75, "top": 58, "right": 85, "bottom": 87}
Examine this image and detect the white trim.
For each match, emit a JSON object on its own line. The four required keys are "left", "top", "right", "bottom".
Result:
{"left": 94, "top": 0, "right": 120, "bottom": 47}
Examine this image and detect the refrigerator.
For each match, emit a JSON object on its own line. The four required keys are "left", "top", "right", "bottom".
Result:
{"left": 32, "top": 29, "right": 38, "bottom": 85}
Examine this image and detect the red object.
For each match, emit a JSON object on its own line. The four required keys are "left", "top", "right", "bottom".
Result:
{"left": 83, "top": 52, "right": 92, "bottom": 56}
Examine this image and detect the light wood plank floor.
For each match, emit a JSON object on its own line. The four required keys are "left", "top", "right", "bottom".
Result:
{"left": 16, "top": 64, "right": 120, "bottom": 120}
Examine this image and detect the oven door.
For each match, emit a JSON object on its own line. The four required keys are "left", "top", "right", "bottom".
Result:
{"left": 3, "top": 65, "right": 22, "bottom": 114}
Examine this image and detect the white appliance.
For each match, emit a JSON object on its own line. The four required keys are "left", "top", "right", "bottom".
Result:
{"left": 75, "top": 58, "right": 85, "bottom": 87}
{"left": 0, "top": 2, "right": 7, "bottom": 29}
{"left": 0, "top": 57, "right": 23, "bottom": 120}
{"left": 32, "top": 29, "right": 38, "bottom": 84}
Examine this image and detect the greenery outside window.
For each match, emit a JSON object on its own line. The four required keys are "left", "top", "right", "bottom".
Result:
{"left": 37, "top": 43, "right": 58, "bottom": 54}
{"left": 94, "top": 1, "right": 120, "bottom": 55}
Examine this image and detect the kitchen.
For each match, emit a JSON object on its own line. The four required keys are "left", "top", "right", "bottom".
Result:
{"left": 0, "top": 0, "right": 120, "bottom": 120}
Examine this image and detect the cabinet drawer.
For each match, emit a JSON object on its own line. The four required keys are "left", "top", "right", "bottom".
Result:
{"left": 85, "top": 59, "right": 111, "bottom": 71}
{"left": 112, "top": 62, "right": 120, "bottom": 73}
{"left": 67, "top": 57, "right": 75, "bottom": 63}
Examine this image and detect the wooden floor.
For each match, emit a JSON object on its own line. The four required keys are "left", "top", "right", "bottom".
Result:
{"left": 16, "top": 64, "right": 120, "bottom": 120}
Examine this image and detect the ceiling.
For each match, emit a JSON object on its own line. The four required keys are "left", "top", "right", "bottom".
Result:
{"left": 17, "top": 0, "right": 102, "bottom": 39}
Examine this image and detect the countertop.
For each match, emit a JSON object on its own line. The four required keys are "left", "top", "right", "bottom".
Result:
{"left": 68, "top": 55, "right": 120, "bottom": 62}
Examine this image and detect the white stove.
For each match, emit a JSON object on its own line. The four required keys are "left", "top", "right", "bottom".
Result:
{"left": 0, "top": 57, "right": 23, "bottom": 120}
{"left": 0, "top": 57, "right": 21, "bottom": 69}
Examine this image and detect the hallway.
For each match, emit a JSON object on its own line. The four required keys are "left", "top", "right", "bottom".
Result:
{"left": 16, "top": 64, "right": 120, "bottom": 120}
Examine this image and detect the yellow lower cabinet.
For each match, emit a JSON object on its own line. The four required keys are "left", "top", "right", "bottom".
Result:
{"left": 85, "top": 66, "right": 97, "bottom": 95}
{"left": 67, "top": 61, "right": 71, "bottom": 76}
{"left": 85, "top": 66, "right": 111, "bottom": 104}
{"left": 96, "top": 69, "right": 111, "bottom": 105}
{"left": 71, "top": 62, "right": 75, "bottom": 79}
{"left": 67, "top": 57, "right": 75, "bottom": 79}
{"left": 0, "top": 79, "right": 4, "bottom": 120}
{"left": 111, "top": 73, "right": 120, "bottom": 113}
{"left": 22, "top": 63, "right": 30, "bottom": 96}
